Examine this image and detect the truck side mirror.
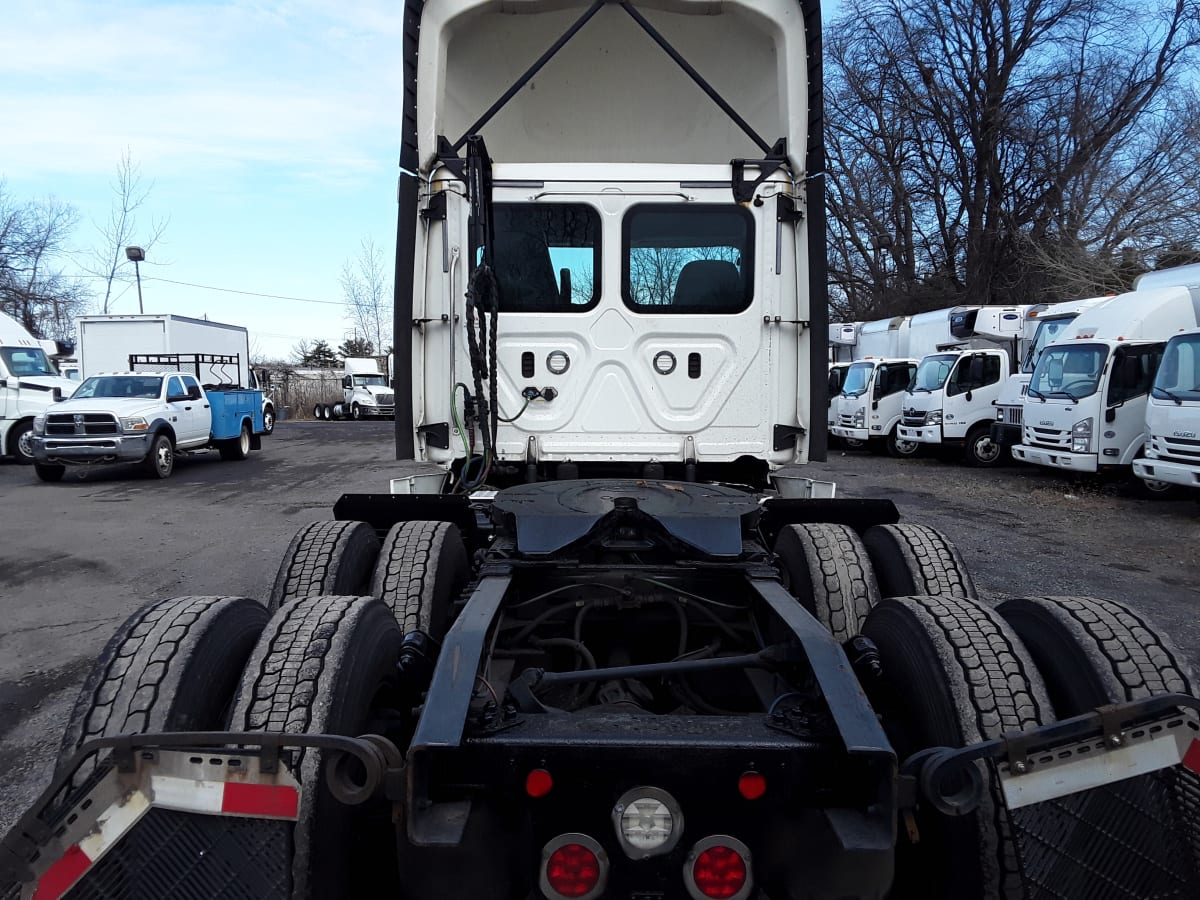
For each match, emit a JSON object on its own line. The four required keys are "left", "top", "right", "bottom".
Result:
{"left": 188, "top": 385, "right": 202, "bottom": 401}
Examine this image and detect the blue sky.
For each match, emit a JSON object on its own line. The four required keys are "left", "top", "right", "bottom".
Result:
{"left": 2, "top": 0, "right": 405, "bottom": 361}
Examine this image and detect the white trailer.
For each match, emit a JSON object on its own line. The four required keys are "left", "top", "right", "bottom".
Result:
{"left": 0, "top": 311, "right": 79, "bottom": 462}
{"left": 1010, "top": 285, "right": 1200, "bottom": 480}
{"left": 76, "top": 314, "right": 277, "bottom": 432}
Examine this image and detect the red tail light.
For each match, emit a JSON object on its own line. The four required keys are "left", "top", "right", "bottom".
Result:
{"left": 541, "top": 833, "right": 607, "bottom": 900}
{"left": 685, "top": 835, "right": 752, "bottom": 900}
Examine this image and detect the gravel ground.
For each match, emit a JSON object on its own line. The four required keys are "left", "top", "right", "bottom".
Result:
{"left": 1, "top": 425, "right": 1196, "bottom": 838}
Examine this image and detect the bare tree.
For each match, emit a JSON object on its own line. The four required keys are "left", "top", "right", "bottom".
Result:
{"left": 826, "top": 0, "right": 1200, "bottom": 316}
{"left": 341, "top": 238, "right": 391, "bottom": 354}
{"left": 86, "top": 150, "right": 168, "bottom": 314}
{"left": 0, "top": 182, "right": 87, "bottom": 338}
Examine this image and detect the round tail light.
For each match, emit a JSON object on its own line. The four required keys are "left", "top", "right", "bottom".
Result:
{"left": 541, "top": 833, "right": 607, "bottom": 900}
{"left": 685, "top": 835, "right": 752, "bottom": 900}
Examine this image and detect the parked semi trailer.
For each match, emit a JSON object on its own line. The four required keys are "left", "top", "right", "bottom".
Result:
{"left": 2, "top": 3, "right": 1198, "bottom": 900}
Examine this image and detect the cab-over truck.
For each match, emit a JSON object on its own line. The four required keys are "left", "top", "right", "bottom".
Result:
{"left": 2, "top": 3, "right": 1198, "bottom": 900}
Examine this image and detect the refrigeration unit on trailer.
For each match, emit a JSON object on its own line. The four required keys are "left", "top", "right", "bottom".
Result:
{"left": 828, "top": 321, "right": 860, "bottom": 363}
{"left": 0, "top": 311, "right": 78, "bottom": 463}
{"left": 6, "top": 4, "right": 1200, "bottom": 900}
{"left": 991, "top": 295, "right": 1116, "bottom": 451}
{"left": 1133, "top": 326, "right": 1200, "bottom": 491}
{"left": 1010, "top": 284, "right": 1200, "bottom": 479}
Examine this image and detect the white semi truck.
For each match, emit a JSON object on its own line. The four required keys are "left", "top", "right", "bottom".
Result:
{"left": 0, "top": 311, "right": 78, "bottom": 463}
{"left": 76, "top": 314, "right": 277, "bottom": 433}
{"left": 6, "top": 4, "right": 1199, "bottom": 900}
{"left": 1010, "top": 284, "right": 1200, "bottom": 480}
{"left": 312, "top": 356, "right": 395, "bottom": 420}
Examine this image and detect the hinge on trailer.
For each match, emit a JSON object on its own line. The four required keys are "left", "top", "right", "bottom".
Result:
{"left": 421, "top": 192, "right": 447, "bottom": 222}
{"left": 412, "top": 314, "right": 454, "bottom": 330}
{"left": 731, "top": 140, "right": 788, "bottom": 203}
{"left": 773, "top": 424, "right": 807, "bottom": 452}
{"left": 418, "top": 422, "right": 451, "bottom": 450}
{"left": 763, "top": 316, "right": 810, "bottom": 329}
{"left": 776, "top": 193, "right": 803, "bottom": 224}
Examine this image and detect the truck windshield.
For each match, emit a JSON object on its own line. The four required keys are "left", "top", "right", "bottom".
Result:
{"left": 1022, "top": 315, "right": 1077, "bottom": 373}
{"left": 0, "top": 347, "right": 56, "bottom": 377}
{"left": 1029, "top": 344, "right": 1107, "bottom": 400}
{"left": 841, "top": 362, "right": 874, "bottom": 396}
{"left": 623, "top": 205, "right": 753, "bottom": 313}
{"left": 1154, "top": 333, "right": 1200, "bottom": 401}
{"left": 74, "top": 376, "right": 163, "bottom": 399}
{"left": 353, "top": 375, "right": 387, "bottom": 387}
{"left": 909, "top": 354, "right": 956, "bottom": 392}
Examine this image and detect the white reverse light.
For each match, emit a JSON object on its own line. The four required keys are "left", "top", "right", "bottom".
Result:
{"left": 613, "top": 786, "right": 683, "bottom": 859}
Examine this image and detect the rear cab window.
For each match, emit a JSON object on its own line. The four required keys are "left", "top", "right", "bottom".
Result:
{"left": 622, "top": 205, "right": 753, "bottom": 314}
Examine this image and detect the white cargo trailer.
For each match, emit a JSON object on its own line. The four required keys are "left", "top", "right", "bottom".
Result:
{"left": 76, "top": 314, "right": 277, "bottom": 432}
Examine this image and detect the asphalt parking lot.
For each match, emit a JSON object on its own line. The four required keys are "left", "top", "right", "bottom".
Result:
{"left": 1, "top": 422, "right": 1197, "bottom": 833}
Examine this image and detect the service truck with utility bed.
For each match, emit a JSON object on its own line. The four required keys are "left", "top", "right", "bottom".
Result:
{"left": 2, "top": 2, "right": 1198, "bottom": 900}
{"left": 29, "top": 353, "right": 265, "bottom": 481}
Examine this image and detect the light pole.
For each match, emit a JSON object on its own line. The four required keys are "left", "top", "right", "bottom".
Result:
{"left": 125, "top": 246, "right": 145, "bottom": 313}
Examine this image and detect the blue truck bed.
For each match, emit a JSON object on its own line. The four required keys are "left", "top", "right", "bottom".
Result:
{"left": 208, "top": 389, "right": 265, "bottom": 440}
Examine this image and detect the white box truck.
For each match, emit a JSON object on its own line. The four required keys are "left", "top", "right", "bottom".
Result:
{"left": 0, "top": 311, "right": 79, "bottom": 462}
{"left": 1010, "top": 284, "right": 1200, "bottom": 480}
{"left": 896, "top": 305, "right": 1034, "bottom": 466}
{"left": 76, "top": 314, "right": 277, "bottom": 433}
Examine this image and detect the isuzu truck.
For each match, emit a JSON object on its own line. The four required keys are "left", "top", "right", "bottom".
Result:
{"left": 1010, "top": 285, "right": 1200, "bottom": 482}
{"left": 0, "top": 311, "right": 78, "bottom": 463}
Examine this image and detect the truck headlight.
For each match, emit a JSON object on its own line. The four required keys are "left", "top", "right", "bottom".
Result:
{"left": 995, "top": 409, "right": 1004, "bottom": 421}
{"left": 924, "top": 410, "right": 943, "bottom": 426}
{"left": 852, "top": 410, "right": 865, "bottom": 427}
{"left": 33, "top": 416, "right": 45, "bottom": 435}
{"left": 120, "top": 416, "right": 150, "bottom": 433}
{"left": 1071, "top": 417, "right": 1093, "bottom": 453}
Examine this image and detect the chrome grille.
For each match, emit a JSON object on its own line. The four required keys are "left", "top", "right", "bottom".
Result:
{"left": 901, "top": 409, "right": 925, "bottom": 427}
{"left": 46, "top": 413, "right": 119, "bottom": 436}
{"left": 376, "top": 392, "right": 395, "bottom": 405}
{"left": 1152, "top": 435, "right": 1200, "bottom": 466}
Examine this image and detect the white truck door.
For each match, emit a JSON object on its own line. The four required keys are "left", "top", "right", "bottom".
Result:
{"left": 943, "top": 351, "right": 1005, "bottom": 439}
{"left": 1103, "top": 343, "right": 1165, "bottom": 464}
{"left": 165, "top": 375, "right": 204, "bottom": 444}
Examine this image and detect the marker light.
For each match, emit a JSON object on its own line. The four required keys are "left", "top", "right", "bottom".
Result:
{"left": 541, "top": 834, "right": 607, "bottom": 900}
{"left": 526, "top": 768, "right": 553, "bottom": 798}
{"left": 612, "top": 786, "right": 684, "bottom": 858}
{"left": 685, "top": 836, "right": 753, "bottom": 900}
{"left": 737, "top": 772, "right": 766, "bottom": 800}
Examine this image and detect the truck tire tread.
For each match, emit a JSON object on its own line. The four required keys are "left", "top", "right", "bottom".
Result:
{"left": 230, "top": 595, "right": 403, "bottom": 899}
{"left": 774, "top": 523, "right": 879, "bottom": 640}
{"left": 863, "top": 523, "right": 978, "bottom": 601}
{"left": 371, "top": 520, "right": 469, "bottom": 635}
{"left": 57, "top": 595, "right": 268, "bottom": 783}
{"left": 863, "top": 594, "right": 1051, "bottom": 900}
{"left": 269, "top": 520, "right": 381, "bottom": 611}
{"left": 996, "top": 595, "right": 1194, "bottom": 709}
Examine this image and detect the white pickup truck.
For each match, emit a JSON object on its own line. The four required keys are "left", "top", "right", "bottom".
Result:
{"left": 30, "top": 370, "right": 265, "bottom": 481}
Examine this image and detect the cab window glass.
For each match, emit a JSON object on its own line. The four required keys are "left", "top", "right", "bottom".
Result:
{"left": 481, "top": 203, "right": 601, "bottom": 312}
{"left": 947, "top": 354, "right": 1001, "bottom": 396}
{"left": 622, "top": 205, "right": 753, "bottom": 313}
{"left": 1108, "top": 344, "right": 1163, "bottom": 406}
